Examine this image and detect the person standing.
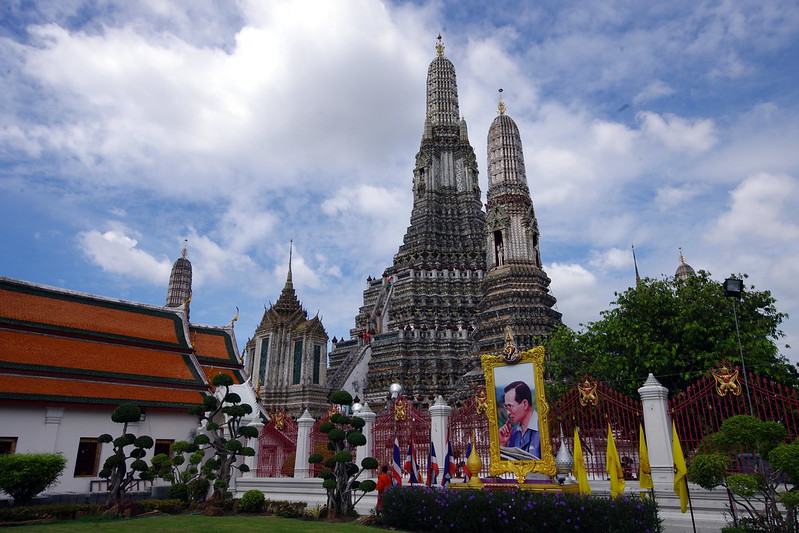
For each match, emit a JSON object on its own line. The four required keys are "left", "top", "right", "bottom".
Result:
{"left": 375, "top": 465, "right": 392, "bottom": 513}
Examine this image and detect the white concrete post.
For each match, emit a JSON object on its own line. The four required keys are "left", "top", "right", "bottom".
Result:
{"left": 428, "top": 395, "right": 452, "bottom": 484}
{"left": 358, "top": 402, "right": 377, "bottom": 480}
{"left": 44, "top": 407, "right": 64, "bottom": 453}
{"left": 638, "top": 373, "right": 673, "bottom": 487}
{"left": 243, "top": 421, "right": 263, "bottom": 478}
{"left": 294, "top": 410, "right": 315, "bottom": 478}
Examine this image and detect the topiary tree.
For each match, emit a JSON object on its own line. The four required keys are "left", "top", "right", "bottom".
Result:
{"left": 150, "top": 439, "right": 208, "bottom": 498}
{"left": 0, "top": 452, "right": 67, "bottom": 506}
{"left": 688, "top": 415, "right": 799, "bottom": 532}
{"left": 98, "top": 403, "right": 155, "bottom": 505}
{"left": 188, "top": 374, "right": 258, "bottom": 499}
{"left": 308, "top": 390, "right": 378, "bottom": 516}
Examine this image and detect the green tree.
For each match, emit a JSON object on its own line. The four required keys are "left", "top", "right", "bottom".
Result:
{"left": 545, "top": 271, "right": 797, "bottom": 397}
{"left": 688, "top": 415, "right": 799, "bottom": 532}
{"left": 98, "top": 404, "right": 154, "bottom": 505}
{"left": 308, "top": 390, "right": 377, "bottom": 516}
{"left": 188, "top": 374, "right": 258, "bottom": 499}
{"left": 0, "top": 452, "right": 67, "bottom": 506}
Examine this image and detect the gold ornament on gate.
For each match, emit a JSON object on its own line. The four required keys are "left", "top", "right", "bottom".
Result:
{"left": 474, "top": 386, "right": 488, "bottom": 415}
{"left": 713, "top": 366, "right": 742, "bottom": 397}
{"left": 394, "top": 398, "right": 408, "bottom": 421}
{"left": 274, "top": 411, "right": 285, "bottom": 430}
{"left": 578, "top": 379, "right": 599, "bottom": 407}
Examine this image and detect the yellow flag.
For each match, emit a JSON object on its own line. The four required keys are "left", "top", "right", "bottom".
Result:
{"left": 639, "top": 423, "right": 653, "bottom": 490}
{"left": 606, "top": 423, "right": 625, "bottom": 497}
{"left": 573, "top": 427, "right": 591, "bottom": 495}
{"left": 672, "top": 421, "right": 689, "bottom": 513}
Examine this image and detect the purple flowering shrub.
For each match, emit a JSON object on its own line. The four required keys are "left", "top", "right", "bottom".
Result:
{"left": 382, "top": 486, "right": 661, "bottom": 533}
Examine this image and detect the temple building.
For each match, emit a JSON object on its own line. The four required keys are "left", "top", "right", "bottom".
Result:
{"left": 0, "top": 249, "right": 249, "bottom": 495}
{"left": 328, "top": 38, "right": 561, "bottom": 407}
{"left": 473, "top": 92, "right": 562, "bottom": 355}
{"left": 243, "top": 246, "right": 329, "bottom": 417}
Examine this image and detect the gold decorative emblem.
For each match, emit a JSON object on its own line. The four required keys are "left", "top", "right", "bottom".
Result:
{"left": 713, "top": 366, "right": 742, "bottom": 397}
{"left": 327, "top": 405, "right": 340, "bottom": 418}
{"left": 394, "top": 397, "right": 408, "bottom": 421}
{"left": 274, "top": 411, "right": 285, "bottom": 430}
{"left": 501, "top": 327, "right": 520, "bottom": 364}
{"left": 578, "top": 379, "right": 599, "bottom": 407}
{"left": 474, "top": 386, "right": 488, "bottom": 415}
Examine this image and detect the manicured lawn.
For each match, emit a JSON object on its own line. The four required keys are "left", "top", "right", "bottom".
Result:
{"left": 13, "top": 515, "right": 387, "bottom": 533}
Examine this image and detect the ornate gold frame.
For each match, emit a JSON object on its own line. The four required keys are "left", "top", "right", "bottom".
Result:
{"left": 482, "top": 346, "right": 556, "bottom": 482}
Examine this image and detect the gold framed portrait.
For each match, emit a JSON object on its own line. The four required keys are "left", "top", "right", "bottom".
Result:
{"left": 481, "top": 346, "right": 556, "bottom": 481}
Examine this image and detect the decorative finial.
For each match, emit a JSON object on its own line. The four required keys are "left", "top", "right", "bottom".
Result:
{"left": 679, "top": 247, "right": 686, "bottom": 264}
{"left": 436, "top": 34, "right": 445, "bottom": 57}
{"left": 631, "top": 244, "right": 641, "bottom": 286}
{"left": 181, "top": 239, "right": 188, "bottom": 258}
{"left": 497, "top": 88, "right": 506, "bottom": 115}
{"left": 288, "top": 239, "right": 293, "bottom": 281}
{"left": 230, "top": 306, "right": 239, "bottom": 327}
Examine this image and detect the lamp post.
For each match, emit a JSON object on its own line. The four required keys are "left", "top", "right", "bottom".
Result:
{"left": 723, "top": 278, "right": 755, "bottom": 418}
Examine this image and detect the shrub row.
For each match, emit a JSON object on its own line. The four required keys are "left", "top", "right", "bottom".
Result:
{"left": 0, "top": 503, "right": 102, "bottom": 522}
{"left": 382, "top": 486, "right": 661, "bottom": 533}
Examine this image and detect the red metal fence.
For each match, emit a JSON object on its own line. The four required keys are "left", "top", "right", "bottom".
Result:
{"left": 670, "top": 363, "right": 799, "bottom": 468}
{"left": 548, "top": 377, "right": 643, "bottom": 480}
{"left": 256, "top": 411, "right": 297, "bottom": 477}
{"left": 372, "top": 396, "right": 430, "bottom": 480}
{"left": 449, "top": 387, "right": 491, "bottom": 480}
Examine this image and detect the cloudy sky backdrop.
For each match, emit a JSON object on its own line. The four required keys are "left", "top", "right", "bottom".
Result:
{"left": 2, "top": 0, "right": 798, "bottom": 376}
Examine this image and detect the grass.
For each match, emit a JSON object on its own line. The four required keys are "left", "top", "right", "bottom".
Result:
{"left": 10, "top": 515, "right": 386, "bottom": 533}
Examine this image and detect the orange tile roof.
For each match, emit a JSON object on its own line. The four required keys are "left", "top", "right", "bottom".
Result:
{"left": 0, "top": 374, "right": 205, "bottom": 408}
{"left": 0, "top": 281, "right": 187, "bottom": 347}
{"left": 192, "top": 327, "right": 238, "bottom": 363}
{"left": 203, "top": 367, "right": 241, "bottom": 384}
{"left": 0, "top": 329, "right": 201, "bottom": 384}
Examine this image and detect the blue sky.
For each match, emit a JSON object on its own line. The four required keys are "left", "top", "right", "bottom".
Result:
{"left": 2, "top": 0, "right": 798, "bottom": 377}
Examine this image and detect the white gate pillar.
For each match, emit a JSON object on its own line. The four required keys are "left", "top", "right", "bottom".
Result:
{"left": 294, "top": 409, "right": 315, "bottom": 478}
{"left": 638, "top": 373, "right": 673, "bottom": 488}
{"left": 243, "top": 421, "right": 263, "bottom": 478}
{"left": 358, "top": 402, "right": 377, "bottom": 480}
{"left": 428, "top": 395, "right": 452, "bottom": 484}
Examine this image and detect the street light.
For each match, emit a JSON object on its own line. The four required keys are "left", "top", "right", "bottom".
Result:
{"left": 723, "top": 277, "right": 755, "bottom": 417}
{"left": 389, "top": 383, "right": 403, "bottom": 400}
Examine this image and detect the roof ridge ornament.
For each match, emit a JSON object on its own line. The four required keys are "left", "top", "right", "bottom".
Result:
{"left": 436, "top": 33, "right": 445, "bottom": 57}
{"left": 497, "top": 88, "right": 506, "bottom": 115}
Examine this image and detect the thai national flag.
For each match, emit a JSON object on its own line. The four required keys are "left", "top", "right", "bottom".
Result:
{"left": 426, "top": 441, "right": 439, "bottom": 486}
{"left": 404, "top": 441, "right": 422, "bottom": 484}
{"left": 391, "top": 438, "right": 403, "bottom": 486}
{"left": 463, "top": 439, "right": 472, "bottom": 482}
{"left": 442, "top": 440, "right": 456, "bottom": 487}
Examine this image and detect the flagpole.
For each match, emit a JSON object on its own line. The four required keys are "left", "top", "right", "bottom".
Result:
{"left": 685, "top": 480, "right": 697, "bottom": 533}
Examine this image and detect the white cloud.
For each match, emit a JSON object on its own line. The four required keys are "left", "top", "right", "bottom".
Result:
{"left": 633, "top": 80, "right": 676, "bottom": 105}
{"left": 638, "top": 111, "right": 717, "bottom": 152}
{"left": 708, "top": 172, "right": 799, "bottom": 244}
{"left": 655, "top": 184, "right": 707, "bottom": 211}
{"left": 78, "top": 226, "right": 171, "bottom": 284}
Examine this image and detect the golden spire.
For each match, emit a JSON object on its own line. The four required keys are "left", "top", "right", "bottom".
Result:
{"left": 497, "top": 88, "right": 506, "bottom": 115}
{"left": 679, "top": 247, "right": 686, "bottom": 264}
{"left": 436, "top": 33, "right": 445, "bottom": 57}
{"left": 181, "top": 239, "right": 188, "bottom": 258}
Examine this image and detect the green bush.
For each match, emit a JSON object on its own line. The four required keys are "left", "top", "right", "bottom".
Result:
{"left": 0, "top": 503, "right": 101, "bottom": 522}
{"left": 187, "top": 477, "right": 210, "bottom": 501}
{"left": 382, "top": 486, "right": 661, "bottom": 533}
{"left": 139, "top": 499, "right": 187, "bottom": 514}
{"left": 266, "top": 500, "right": 306, "bottom": 518}
{"left": 166, "top": 483, "right": 189, "bottom": 502}
{"left": 238, "top": 489, "right": 265, "bottom": 513}
{"left": 0, "top": 452, "right": 67, "bottom": 506}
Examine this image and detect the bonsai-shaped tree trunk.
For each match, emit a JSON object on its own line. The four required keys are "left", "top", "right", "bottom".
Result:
{"left": 688, "top": 415, "right": 799, "bottom": 532}
{"left": 188, "top": 373, "right": 258, "bottom": 499}
{"left": 309, "top": 391, "right": 377, "bottom": 516}
{"left": 98, "top": 404, "right": 154, "bottom": 506}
